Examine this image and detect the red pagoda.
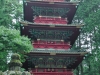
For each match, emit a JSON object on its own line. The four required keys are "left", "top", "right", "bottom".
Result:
{"left": 20, "top": 0, "right": 87, "bottom": 75}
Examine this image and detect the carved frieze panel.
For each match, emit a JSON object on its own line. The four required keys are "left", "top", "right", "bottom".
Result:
{"left": 27, "top": 56, "right": 77, "bottom": 68}
{"left": 32, "top": 6, "right": 70, "bottom": 16}
{"left": 29, "top": 29, "right": 74, "bottom": 40}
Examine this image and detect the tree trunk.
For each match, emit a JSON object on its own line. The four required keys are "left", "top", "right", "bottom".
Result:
{"left": 80, "top": 63, "right": 84, "bottom": 75}
{"left": 76, "top": 67, "right": 79, "bottom": 75}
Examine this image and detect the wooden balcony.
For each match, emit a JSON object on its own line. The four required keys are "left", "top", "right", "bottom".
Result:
{"left": 34, "top": 16, "right": 68, "bottom": 24}
{"left": 32, "top": 0, "right": 66, "bottom": 2}
{"left": 31, "top": 68, "right": 73, "bottom": 75}
{"left": 33, "top": 40, "right": 71, "bottom": 50}
{"left": 25, "top": 0, "right": 80, "bottom": 3}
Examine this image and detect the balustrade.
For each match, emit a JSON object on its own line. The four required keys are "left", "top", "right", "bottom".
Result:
{"left": 25, "top": 0, "right": 80, "bottom": 2}
{"left": 34, "top": 16, "right": 68, "bottom": 24}
{"left": 31, "top": 69, "right": 73, "bottom": 75}
{"left": 33, "top": 40, "right": 71, "bottom": 50}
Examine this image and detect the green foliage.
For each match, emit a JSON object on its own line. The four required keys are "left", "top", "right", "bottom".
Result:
{"left": 0, "top": 26, "right": 33, "bottom": 71}
{"left": 0, "top": 0, "right": 23, "bottom": 29}
{"left": 73, "top": 0, "right": 100, "bottom": 75}
{"left": 0, "top": 26, "right": 33, "bottom": 52}
{"left": 0, "top": 0, "right": 32, "bottom": 71}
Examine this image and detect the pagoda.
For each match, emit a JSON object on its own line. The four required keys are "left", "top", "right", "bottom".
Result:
{"left": 20, "top": 0, "right": 87, "bottom": 75}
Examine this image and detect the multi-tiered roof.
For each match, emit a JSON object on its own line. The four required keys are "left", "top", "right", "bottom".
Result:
{"left": 21, "top": 0, "right": 87, "bottom": 75}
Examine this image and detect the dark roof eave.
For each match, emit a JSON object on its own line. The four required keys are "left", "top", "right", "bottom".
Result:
{"left": 20, "top": 21, "right": 84, "bottom": 28}
{"left": 28, "top": 50, "right": 88, "bottom": 56}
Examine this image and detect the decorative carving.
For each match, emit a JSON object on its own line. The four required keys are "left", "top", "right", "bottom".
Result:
{"left": 28, "top": 56, "right": 77, "bottom": 68}
{"left": 29, "top": 29, "right": 74, "bottom": 40}
{"left": 32, "top": 6, "right": 70, "bottom": 16}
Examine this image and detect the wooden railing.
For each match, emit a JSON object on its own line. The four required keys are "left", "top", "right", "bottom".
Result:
{"left": 33, "top": 40, "right": 71, "bottom": 50}
{"left": 31, "top": 69, "right": 73, "bottom": 75}
{"left": 25, "top": 0, "right": 80, "bottom": 2}
{"left": 33, "top": 44, "right": 70, "bottom": 50}
{"left": 34, "top": 16, "right": 68, "bottom": 24}
{"left": 26, "top": 0, "right": 67, "bottom": 2}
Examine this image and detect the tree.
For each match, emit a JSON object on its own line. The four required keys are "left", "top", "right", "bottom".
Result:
{"left": 72, "top": 0, "right": 100, "bottom": 75}
{"left": 0, "top": 26, "right": 33, "bottom": 71}
{"left": 0, "top": 0, "right": 23, "bottom": 29}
